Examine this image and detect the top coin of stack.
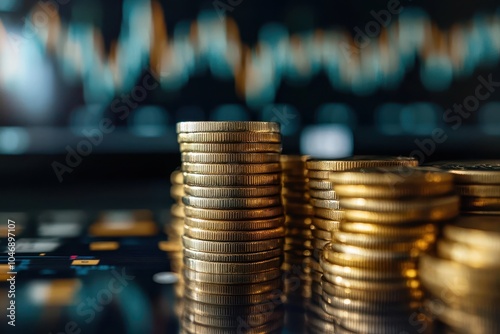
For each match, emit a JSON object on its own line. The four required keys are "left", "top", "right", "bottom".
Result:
{"left": 420, "top": 215, "right": 500, "bottom": 334}
{"left": 304, "top": 156, "right": 419, "bottom": 331}
{"left": 176, "top": 121, "right": 285, "bottom": 333}
{"left": 323, "top": 166, "right": 458, "bottom": 334}
{"left": 432, "top": 160, "right": 500, "bottom": 215}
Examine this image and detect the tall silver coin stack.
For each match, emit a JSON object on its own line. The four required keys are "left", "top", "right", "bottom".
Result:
{"left": 280, "top": 155, "right": 313, "bottom": 332}
{"left": 176, "top": 121, "right": 286, "bottom": 334}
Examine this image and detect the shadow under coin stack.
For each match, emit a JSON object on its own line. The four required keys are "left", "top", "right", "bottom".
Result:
{"left": 304, "top": 156, "right": 419, "bottom": 333}
{"left": 280, "top": 155, "right": 312, "bottom": 332}
{"left": 323, "top": 166, "right": 459, "bottom": 334}
{"left": 420, "top": 216, "right": 500, "bottom": 334}
{"left": 176, "top": 121, "right": 285, "bottom": 334}
{"left": 168, "top": 169, "right": 186, "bottom": 306}
{"left": 432, "top": 160, "right": 500, "bottom": 215}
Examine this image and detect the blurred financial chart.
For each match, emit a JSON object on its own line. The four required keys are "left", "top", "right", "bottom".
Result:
{"left": 0, "top": 0, "right": 499, "bottom": 157}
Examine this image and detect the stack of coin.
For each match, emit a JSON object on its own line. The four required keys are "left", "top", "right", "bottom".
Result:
{"left": 432, "top": 160, "right": 500, "bottom": 215}
{"left": 168, "top": 169, "right": 185, "bottom": 274}
{"left": 420, "top": 216, "right": 500, "bottom": 334}
{"left": 322, "top": 166, "right": 459, "bottom": 333}
{"left": 305, "top": 156, "right": 419, "bottom": 333}
{"left": 280, "top": 155, "right": 312, "bottom": 331}
{"left": 167, "top": 168, "right": 186, "bottom": 316}
{"left": 176, "top": 121, "right": 285, "bottom": 334}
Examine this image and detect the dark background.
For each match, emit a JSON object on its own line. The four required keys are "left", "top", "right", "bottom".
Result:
{"left": 0, "top": 0, "right": 499, "bottom": 204}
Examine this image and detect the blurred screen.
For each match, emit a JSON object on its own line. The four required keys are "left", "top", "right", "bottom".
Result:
{"left": 0, "top": 0, "right": 499, "bottom": 160}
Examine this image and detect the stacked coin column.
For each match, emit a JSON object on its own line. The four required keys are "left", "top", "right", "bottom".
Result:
{"left": 304, "top": 156, "right": 419, "bottom": 333}
{"left": 176, "top": 121, "right": 285, "bottom": 334}
{"left": 280, "top": 155, "right": 313, "bottom": 331}
{"left": 323, "top": 166, "right": 459, "bottom": 334}
{"left": 167, "top": 169, "right": 186, "bottom": 305}
{"left": 420, "top": 215, "right": 500, "bottom": 334}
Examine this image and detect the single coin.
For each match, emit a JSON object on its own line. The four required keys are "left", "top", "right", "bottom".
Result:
{"left": 333, "top": 231, "right": 431, "bottom": 251}
{"left": 183, "top": 216, "right": 284, "bottom": 231}
{"left": 176, "top": 121, "right": 280, "bottom": 133}
{"left": 322, "top": 269, "right": 420, "bottom": 291}
{"left": 461, "top": 196, "right": 500, "bottom": 211}
{"left": 437, "top": 238, "right": 499, "bottom": 268}
{"left": 184, "top": 173, "right": 281, "bottom": 186}
{"left": 184, "top": 287, "right": 282, "bottom": 305}
{"left": 455, "top": 185, "right": 500, "bottom": 197}
{"left": 431, "top": 160, "right": 500, "bottom": 184}
{"left": 443, "top": 216, "right": 500, "bottom": 251}
{"left": 183, "top": 267, "right": 281, "bottom": 285}
{"left": 183, "top": 298, "right": 281, "bottom": 316}
{"left": 306, "top": 156, "right": 418, "bottom": 171}
{"left": 344, "top": 205, "right": 459, "bottom": 224}
{"left": 184, "top": 206, "right": 283, "bottom": 220}
{"left": 419, "top": 252, "right": 500, "bottom": 297}
{"left": 321, "top": 277, "right": 422, "bottom": 303}
{"left": 329, "top": 166, "right": 452, "bottom": 186}
{"left": 181, "top": 152, "right": 280, "bottom": 163}
{"left": 182, "top": 235, "right": 284, "bottom": 253}
{"left": 183, "top": 277, "right": 281, "bottom": 295}
{"left": 320, "top": 260, "right": 417, "bottom": 281}
{"left": 325, "top": 242, "right": 419, "bottom": 261}
{"left": 309, "top": 189, "right": 338, "bottom": 200}
{"left": 312, "top": 228, "right": 332, "bottom": 240}
{"left": 312, "top": 218, "right": 340, "bottom": 232}
{"left": 321, "top": 293, "right": 421, "bottom": 314}
{"left": 309, "top": 180, "right": 334, "bottom": 190}
{"left": 314, "top": 208, "right": 345, "bottom": 221}
{"left": 310, "top": 198, "right": 341, "bottom": 210}
{"left": 340, "top": 195, "right": 459, "bottom": 213}
{"left": 340, "top": 222, "right": 437, "bottom": 238}
{"left": 183, "top": 247, "right": 282, "bottom": 263}
{"left": 334, "top": 183, "right": 454, "bottom": 198}
{"left": 183, "top": 257, "right": 281, "bottom": 274}
{"left": 179, "top": 143, "right": 281, "bottom": 153}
{"left": 181, "top": 162, "right": 281, "bottom": 174}
{"left": 182, "top": 196, "right": 281, "bottom": 209}
{"left": 184, "top": 185, "right": 280, "bottom": 198}
{"left": 183, "top": 309, "right": 284, "bottom": 328}
{"left": 183, "top": 225, "right": 285, "bottom": 241}
{"left": 285, "top": 227, "right": 313, "bottom": 238}
{"left": 177, "top": 131, "right": 281, "bottom": 143}
{"left": 171, "top": 169, "right": 184, "bottom": 184}
{"left": 307, "top": 170, "right": 331, "bottom": 179}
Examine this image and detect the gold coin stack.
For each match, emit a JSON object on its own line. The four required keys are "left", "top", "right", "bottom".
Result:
{"left": 420, "top": 216, "right": 500, "bottom": 334}
{"left": 280, "top": 155, "right": 312, "bottom": 331}
{"left": 304, "top": 156, "right": 418, "bottom": 332}
{"left": 322, "top": 166, "right": 459, "bottom": 333}
{"left": 167, "top": 169, "right": 186, "bottom": 301}
{"left": 432, "top": 160, "right": 500, "bottom": 215}
{"left": 176, "top": 121, "right": 285, "bottom": 334}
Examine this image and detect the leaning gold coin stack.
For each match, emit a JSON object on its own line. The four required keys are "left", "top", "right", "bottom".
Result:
{"left": 280, "top": 155, "right": 313, "bottom": 330}
{"left": 420, "top": 216, "right": 500, "bottom": 334}
{"left": 176, "top": 121, "right": 285, "bottom": 334}
{"left": 432, "top": 160, "right": 500, "bottom": 215}
{"left": 322, "top": 166, "right": 459, "bottom": 334}
{"left": 304, "top": 156, "right": 418, "bottom": 333}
